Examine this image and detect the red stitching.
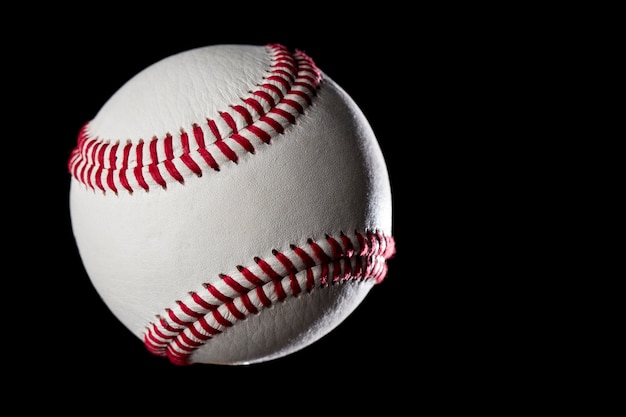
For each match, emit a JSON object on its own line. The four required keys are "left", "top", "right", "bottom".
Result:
{"left": 273, "top": 248, "right": 297, "bottom": 274}
{"left": 212, "top": 310, "right": 232, "bottom": 328}
{"left": 243, "top": 97, "right": 265, "bottom": 116}
{"left": 135, "top": 141, "right": 149, "bottom": 191}
{"left": 143, "top": 230, "right": 396, "bottom": 365}
{"left": 106, "top": 143, "right": 118, "bottom": 193}
{"left": 214, "top": 140, "right": 237, "bottom": 162}
{"left": 221, "top": 274, "right": 248, "bottom": 294}
{"left": 260, "top": 82, "right": 283, "bottom": 97}
{"left": 319, "top": 263, "right": 330, "bottom": 286}
{"left": 226, "top": 302, "right": 246, "bottom": 320}
{"left": 68, "top": 44, "right": 322, "bottom": 194}
{"left": 281, "top": 98, "right": 304, "bottom": 114}
{"left": 256, "top": 286, "right": 272, "bottom": 307}
{"left": 207, "top": 284, "right": 231, "bottom": 303}
{"left": 176, "top": 333, "right": 197, "bottom": 351}
{"left": 177, "top": 300, "right": 203, "bottom": 319}
{"left": 273, "top": 278, "right": 287, "bottom": 301}
{"left": 240, "top": 293, "right": 258, "bottom": 314}
{"left": 167, "top": 308, "right": 189, "bottom": 327}
{"left": 246, "top": 125, "right": 271, "bottom": 144}
{"left": 291, "top": 244, "right": 315, "bottom": 267}
{"left": 289, "top": 273, "right": 301, "bottom": 296}
{"left": 231, "top": 133, "right": 254, "bottom": 153}
{"left": 237, "top": 265, "right": 265, "bottom": 287}
{"left": 255, "top": 256, "right": 281, "bottom": 280}
{"left": 197, "top": 316, "right": 220, "bottom": 336}
{"left": 260, "top": 115, "right": 284, "bottom": 134}
{"left": 94, "top": 143, "right": 107, "bottom": 192}
{"left": 159, "top": 316, "right": 177, "bottom": 332}
{"left": 232, "top": 104, "right": 253, "bottom": 125}
{"left": 220, "top": 111, "right": 238, "bottom": 133}
{"left": 85, "top": 140, "right": 97, "bottom": 190}
{"left": 253, "top": 90, "right": 275, "bottom": 107}
{"left": 190, "top": 292, "right": 216, "bottom": 310}
{"left": 119, "top": 142, "right": 132, "bottom": 193}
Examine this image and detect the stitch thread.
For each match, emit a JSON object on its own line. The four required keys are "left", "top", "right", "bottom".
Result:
{"left": 67, "top": 44, "right": 322, "bottom": 194}
{"left": 69, "top": 44, "right": 396, "bottom": 365}
{"left": 144, "top": 230, "right": 395, "bottom": 365}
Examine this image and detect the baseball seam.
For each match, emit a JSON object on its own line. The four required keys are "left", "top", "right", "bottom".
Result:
{"left": 67, "top": 43, "right": 321, "bottom": 194}
{"left": 144, "top": 229, "right": 396, "bottom": 365}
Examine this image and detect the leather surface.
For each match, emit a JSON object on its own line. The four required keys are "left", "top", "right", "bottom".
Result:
{"left": 87, "top": 45, "right": 270, "bottom": 142}
{"left": 69, "top": 44, "right": 393, "bottom": 365}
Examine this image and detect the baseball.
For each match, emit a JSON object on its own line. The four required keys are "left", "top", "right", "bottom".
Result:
{"left": 68, "top": 43, "right": 395, "bottom": 366}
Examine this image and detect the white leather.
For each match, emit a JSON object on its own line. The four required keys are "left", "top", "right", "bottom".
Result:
{"left": 69, "top": 44, "right": 393, "bottom": 365}
{"left": 86, "top": 44, "right": 270, "bottom": 142}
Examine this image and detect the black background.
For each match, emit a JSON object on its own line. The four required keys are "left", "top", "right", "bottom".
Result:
{"left": 9, "top": 6, "right": 594, "bottom": 413}
{"left": 15, "top": 12, "right": 493, "bottom": 412}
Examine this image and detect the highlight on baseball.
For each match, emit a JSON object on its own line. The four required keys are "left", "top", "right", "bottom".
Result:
{"left": 67, "top": 43, "right": 396, "bottom": 366}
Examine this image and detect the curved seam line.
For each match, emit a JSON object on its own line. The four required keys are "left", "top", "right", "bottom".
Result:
{"left": 143, "top": 230, "right": 396, "bottom": 365}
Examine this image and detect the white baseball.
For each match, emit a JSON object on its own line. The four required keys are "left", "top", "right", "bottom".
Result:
{"left": 68, "top": 43, "right": 395, "bottom": 366}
